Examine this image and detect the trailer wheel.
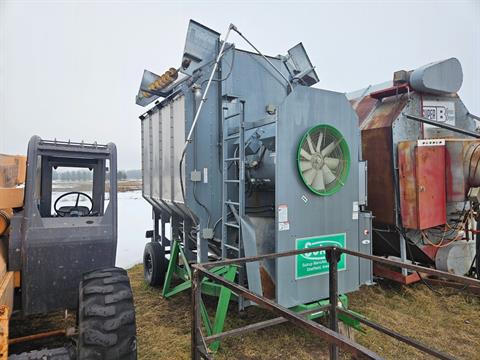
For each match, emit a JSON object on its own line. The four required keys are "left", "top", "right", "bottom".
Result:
{"left": 77, "top": 267, "right": 137, "bottom": 360}
{"left": 143, "top": 241, "right": 167, "bottom": 287}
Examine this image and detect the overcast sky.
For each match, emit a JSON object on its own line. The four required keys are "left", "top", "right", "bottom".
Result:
{"left": 1, "top": 0, "right": 479, "bottom": 169}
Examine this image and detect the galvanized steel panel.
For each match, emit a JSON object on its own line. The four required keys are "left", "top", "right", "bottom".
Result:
{"left": 172, "top": 96, "right": 185, "bottom": 204}
{"left": 151, "top": 111, "right": 161, "bottom": 200}
{"left": 141, "top": 117, "right": 151, "bottom": 199}
{"left": 161, "top": 102, "right": 172, "bottom": 202}
{"left": 275, "top": 86, "right": 362, "bottom": 308}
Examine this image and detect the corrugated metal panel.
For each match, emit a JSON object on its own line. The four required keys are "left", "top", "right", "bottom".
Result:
{"left": 151, "top": 111, "right": 161, "bottom": 200}
{"left": 141, "top": 117, "right": 151, "bottom": 199}
{"left": 172, "top": 96, "right": 185, "bottom": 204}
{"left": 140, "top": 95, "right": 186, "bottom": 208}
{"left": 161, "top": 103, "right": 171, "bottom": 202}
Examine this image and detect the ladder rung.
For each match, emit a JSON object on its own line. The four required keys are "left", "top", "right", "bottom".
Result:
{"left": 224, "top": 157, "right": 240, "bottom": 161}
{"left": 224, "top": 244, "right": 239, "bottom": 252}
{"left": 225, "top": 222, "right": 240, "bottom": 228}
{"left": 224, "top": 179, "right": 240, "bottom": 183}
{"left": 225, "top": 201, "right": 240, "bottom": 206}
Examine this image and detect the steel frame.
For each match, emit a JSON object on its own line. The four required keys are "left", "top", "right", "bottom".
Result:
{"left": 191, "top": 245, "right": 480, "bottom": 359}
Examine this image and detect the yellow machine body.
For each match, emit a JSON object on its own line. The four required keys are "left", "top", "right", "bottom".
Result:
{"left": 0, "top": 154, "right": 26, "bottom": 358}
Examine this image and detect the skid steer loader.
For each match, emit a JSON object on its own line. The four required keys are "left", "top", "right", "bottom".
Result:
{"left": 0, "top": 136, "right": 137, "bottom": 359}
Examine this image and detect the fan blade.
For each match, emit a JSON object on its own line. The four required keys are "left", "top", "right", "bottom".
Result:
{"left": 303, "top": 169, "right": 317, "bottom": 185}
{"left": 322, "top": 165, "right": 337, "bottom": 184}
{"left": 315, "top": 132, "right": 323, "bottom": 153}
{"left": 312, "top": 170, "right": 325, "bottom": 191}
{"left": 300, "top": 160, "right": 312, "bottom": 172}
{"left": 321, "top": 138, "right": 342, "bottom": 157}
{"left": 300, "top": 148, "right": 312, "bottom": 160}
{"left": 324, "top": 157, "right": 340, "bottom": 169}
{"left": 306, "top": 134, "right": 315, "bottom": 154}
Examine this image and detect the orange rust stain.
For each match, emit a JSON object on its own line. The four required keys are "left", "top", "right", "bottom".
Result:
{"left": 259, "top": 266, "right": 275, "bottom": 300}
{"left": 361, "top": 95, "right": 408, "bottom": 131}
{"left": 398, "top": 141, "right": 418, "bottom": 229}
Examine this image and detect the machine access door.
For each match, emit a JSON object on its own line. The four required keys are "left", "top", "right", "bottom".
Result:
{"left": 20, "top": 137, "right": 118, "bottom": 315}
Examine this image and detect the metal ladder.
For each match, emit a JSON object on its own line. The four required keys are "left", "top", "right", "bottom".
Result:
{"left": 221, "top": 98, "right": 246, "bottom": 308}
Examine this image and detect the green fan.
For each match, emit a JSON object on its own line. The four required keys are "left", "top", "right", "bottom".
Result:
{"left": 297, "top": 124, "right": 350, "bottom": 196}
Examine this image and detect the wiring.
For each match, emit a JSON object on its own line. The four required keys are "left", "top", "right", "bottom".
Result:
{"left": 193, "top": 180, "right": 211, "bottom": 227}
{"left": 178, "top": 24, "right": 235, "bottom": 229}
{"left": 179, "top": 45, "right": 237, "bottom": 229}
{"left": 420, "top": 206, "right": 472, "bottom": 248}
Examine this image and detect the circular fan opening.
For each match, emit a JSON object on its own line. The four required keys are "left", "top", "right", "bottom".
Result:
{"left": 297, "top": 124, "right": 350, "bottom": 196}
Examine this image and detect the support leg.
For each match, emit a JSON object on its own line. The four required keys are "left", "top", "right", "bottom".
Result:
{"left": 399, "top": 233, "right": 408, "bottom": 276}
{"left": 162, "top": 240, "right": 180, "bottom": 298}
{"left": 153, "top": 209, "right": 161, "bottom": 243}
{"left": 191, "top": 269, "right": 202, "bottom": 360}
{"left": 208, "top": 266, "right": 237, "bottom": 352}
{"left": 184, "top": 217, "right": 195, "bottom": 261}
{"left": 327, "top": 248, "right": 339, "bottom": 360}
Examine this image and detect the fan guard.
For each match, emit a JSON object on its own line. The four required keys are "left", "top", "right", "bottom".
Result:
{"left": 297, "top": 124, "right": 350, "bottom": 196}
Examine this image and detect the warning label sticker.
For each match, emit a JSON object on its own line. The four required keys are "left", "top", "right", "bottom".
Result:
{"left": 279, "top": 221, "right": 290, "bottom": 231}
{"left": 278, "top": 205, "right": 289, "bottom": 231}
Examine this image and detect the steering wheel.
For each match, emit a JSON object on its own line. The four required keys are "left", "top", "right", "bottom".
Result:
{"left": 54, "top": 191, "right": 93, "bottom": 217}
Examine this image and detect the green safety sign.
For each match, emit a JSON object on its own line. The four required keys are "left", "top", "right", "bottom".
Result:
{"left": 295, "top": 233, "right": 346, "bottom": 279}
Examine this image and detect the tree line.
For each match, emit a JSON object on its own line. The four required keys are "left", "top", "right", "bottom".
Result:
{"left": 53, "top": 169, "right": 141, "bottom": 181}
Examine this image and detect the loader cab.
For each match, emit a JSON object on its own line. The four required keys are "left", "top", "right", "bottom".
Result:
{"left": 10, "top": 136, "right": 118, "bottom": 315}
{"left": 37, "top": 157, "right": 108, "bottom": 218}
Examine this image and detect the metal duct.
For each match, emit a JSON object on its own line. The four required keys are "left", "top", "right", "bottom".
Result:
{"left": 409, "top": 58, "right": 463, "bottom": 95}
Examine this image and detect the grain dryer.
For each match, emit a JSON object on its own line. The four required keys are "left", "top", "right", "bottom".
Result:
{"left": 348, "top": 58, "right": 480, "bottom": 282}
{"left": 136, "top": 20, "right": 372, "bottom": 309}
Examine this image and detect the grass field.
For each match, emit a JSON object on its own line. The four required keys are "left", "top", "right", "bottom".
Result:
{"left": 9, "top": 265, "right": 480, "bottom": 359}
{"left": 129, "top": 265, "right": 480, "bottom": 360}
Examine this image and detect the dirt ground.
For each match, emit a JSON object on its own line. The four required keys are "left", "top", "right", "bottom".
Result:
{"left": 129, "top": 265, "right": 480, "bottom": 360}
{"left": 9, "top": 265, "right": 480, "bottom": 359}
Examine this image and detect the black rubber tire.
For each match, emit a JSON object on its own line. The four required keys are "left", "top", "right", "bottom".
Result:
{"left": 143, "top": 241, "right": 167, "bottom": 287}
{"left": 77, "top": 267, "right": 137, "bottom": 360}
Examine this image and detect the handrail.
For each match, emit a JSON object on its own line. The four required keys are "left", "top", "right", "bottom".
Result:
{"left": 191, "top": 246, "right": 479, "bottom": 359}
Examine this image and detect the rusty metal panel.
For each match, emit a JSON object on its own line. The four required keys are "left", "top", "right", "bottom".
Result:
{"left": 463, "top": 141, "right": 480, "bottom": 188}
{"left": 399, "top": 141, "right": 446, "bottom": 229}
{"left": 445, "top": 140, "right": 468, "bottom": 202}
{"left": 369, "top": 83, "right": 410, "bottom": 100}
{"left": 398, "top": 141, "right": 418, "bottom": 229}
{"left": 360, "top": 95, "right": 408, "bottom": 131}
{"left": 416, "top": 143, "right": 446, "bottom": 229}
{"left": 362, "top": 128, "right": 396, "bottom": 225}
{"left": 352, "top": 96, "right": 377, "bottom": 127}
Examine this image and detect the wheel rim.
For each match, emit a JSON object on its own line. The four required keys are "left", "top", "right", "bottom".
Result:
{"left": 144, "top": 253, "right": 153, "bottom": 277}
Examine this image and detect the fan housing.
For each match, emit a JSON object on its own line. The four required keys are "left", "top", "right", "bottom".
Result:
{"left": 297, "top": 124, "right": 350, "bottom": 196}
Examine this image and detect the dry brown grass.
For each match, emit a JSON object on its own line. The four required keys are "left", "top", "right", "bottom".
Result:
{"left": 129, "top": 265, "right": 480, "bottom": 360}
{"left": 10, "top": 265, "right": 480, "bottom": 359}
{"left": 349, "top": 280, "right": 480, "bottom": 359}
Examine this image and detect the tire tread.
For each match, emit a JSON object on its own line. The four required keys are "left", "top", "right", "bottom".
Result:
{"left": 77, "top": 267, "right": 137, "bottom": 360}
